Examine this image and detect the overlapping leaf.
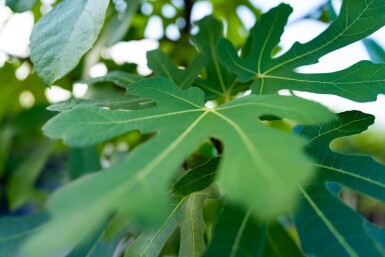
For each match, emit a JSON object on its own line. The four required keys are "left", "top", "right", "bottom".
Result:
{"left": 79, "top": 71, "right": 142, "bottom": 88}
{"left": 30, "top": 0, "right": 110, "bottom": 85}
{"left": 0, "top": 204, "right": 129, "bottom": 257}
{"left": 67, "top": 219, "right": 130, "bottom": 257}
{"left": 147, "top": 49, "right": 205, "bottom": 89}
{"left": 125, "top": 186, "right": 218, "bottom": 257}
{"left": 172, "top": 157, "right": 220, "bottom": 196}
{"left": 0, "top": 213, "right": 49, "bottom": 257}
{"left": 124, "top": 158, "right": 220, "bottom": 257}
{"left": 203, "top": 203, "right": 266, "bottom": 257}
{"left": 7, "top": 140, "right": 54, "bottom": 210}
{"left": 219, "top": 1, "right": 385, "bottom": 102}
{"left": 295, "top": 111, "right": 385, "bottom": 257}
{"left": 204, "top": 203, "right": 303, "bottom": 257}
{"left": 6, "top": 0, "right": 38, "bottom": 13}
{"left": 363, "top": 38, "right": 385, "bottom": 64}
{"left": 23, "top": 78, "right": 333, "bottom": 257}
{"left": 192, "top": 16, "right": 247, "bottom": 100}
{"left": 49, "top": 71, "right": 153, "bottom": 111}
{"left": 104, "top": 0, "right": 141, "bottom": 47}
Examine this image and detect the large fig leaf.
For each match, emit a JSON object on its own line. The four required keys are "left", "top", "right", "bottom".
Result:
{"left": 23, "top": 78, "right": 333, "bottom": 257}
{"left": 30, "top": 0, "right": 110, "bottom": 85}
{"left": 295, "top": 111, "right": 385, "bottom": 257}
{"left": 219, "top": 1, "right": 385, "bottom": 102}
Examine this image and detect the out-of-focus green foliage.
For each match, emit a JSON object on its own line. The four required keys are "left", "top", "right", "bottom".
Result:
{"left": 1, "top": 0, "right": 385, "bottom": 256}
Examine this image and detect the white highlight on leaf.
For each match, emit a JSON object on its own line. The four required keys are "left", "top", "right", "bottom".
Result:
{"left": 204, "top": 101, "right": 216, "bottom": 109}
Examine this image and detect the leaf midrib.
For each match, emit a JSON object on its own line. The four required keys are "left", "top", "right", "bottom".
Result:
{"left": 303, "top": 113, "right": 371, "bottom": 147}
{"left": 138, "top": 191, "right": 211, "bottom": 256}
{"left": 211, "top": 109, "right": 282, "bottom": 186}
{"left": 207, "top": 25, "right": 227, "bottom": 94}
{"left": 261, "top": 74, "right": 385, "bottom": 85}
{"left": 229, "top": 207, "right": 252, "bottom": 257}
{"left": 0, "top": 222, "right": 50, "bottom": 244}
{"left": 74, "top": 110, "right": 210, "bottom": 248}
{"left": 138, "top": 197, "right": 186, "bottom": 257}
{"left": 314, "top": 164, "right": 385, "bottom": 189}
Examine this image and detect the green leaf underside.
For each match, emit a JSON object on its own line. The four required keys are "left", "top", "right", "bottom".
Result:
{"left": 192, "top": 16, "right": 246, "bottom": 99}
{"left": 67, "top": 219, "right": 128, "bottom": 257}
{"left": 104, "top": 0, "right": 141, "bottom": 47}
{"left": 25, "top": 78, "right": 333, "bottom": 257}
{"left": 364, "top": 222, "right": 385, "bottom": 252}
{"left": 47, "top": 96, "right": 153, "bottom": 112}
{"left": 6, "top": 0, "right": 38, "bottom": 13}
{"left": 363, "top": 38, "right": 385, "bottom": 64}
{"left": 219, "top": 1, "right": 385, "bottom": 102}
{"left": 173, "top": 157, "right": 220, "bottom": 196}
{"left": 7, "top": 140, "right": 54, "bottom": 210}
{"left": 295, "top": 111, "right": 385, "bottom": 257}
{"left": 125, "top": 186, "right": 218, "bottom": 257}
{"left": 147, "top": 49, "right": 205, "bottom": 89}
{"left": 79, "top": 71, "right": 143, "bottom": 88}
{"left": 123, "top": 158, "right": 219, "bottom": 257}
{"left": 30, "top": 0, "right": 109, "bottom": 85}
{"left": 262, "top": 222, "right": 304, "bottom": 257}
{"left": 203, "top": 204, "right": 266, "bottom": 257}
{"left": 49, "top": 71, "right": 154, "bottom": 111}
{"left": 0, "top": 213, "right": 49, "bottom": 257}
{"left": 204, "top": 203, "right": 303, "bottom": 257}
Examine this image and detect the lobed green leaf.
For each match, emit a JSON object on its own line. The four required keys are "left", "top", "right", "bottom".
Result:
{"left": 295, "top": 111, "right": 385, "bottom": 257}
{"left": 219, "top": 1, "right": 385, "bottom": 102}
{"left": 23, "top": 78, "right": 333, "bottom": 257}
